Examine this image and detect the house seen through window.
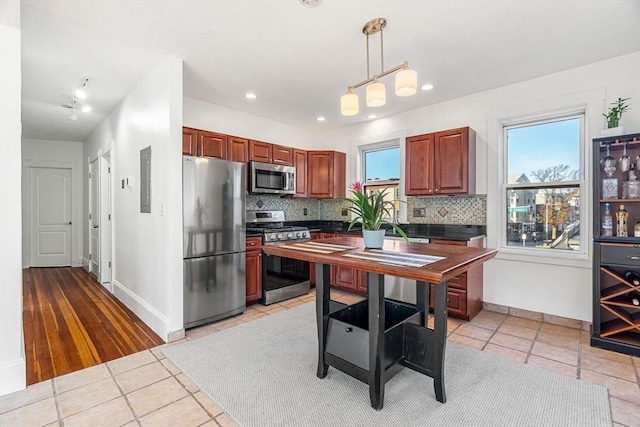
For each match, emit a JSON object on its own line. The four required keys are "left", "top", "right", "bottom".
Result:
{"left": 362, "top": 145, "right": 400, "bottom": 223}
{"left": 504, "top": 116, "right": 583, "bottom": 251}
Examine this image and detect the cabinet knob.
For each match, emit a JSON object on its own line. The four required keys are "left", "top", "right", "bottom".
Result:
{"left": 345, "top": 327, "right": 353, "bottom": 333}
{"left": 628, "top": 255, "right": 640, "bottom": 260}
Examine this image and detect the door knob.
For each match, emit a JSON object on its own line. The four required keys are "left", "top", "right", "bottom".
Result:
{"left": 68, "top": 221, "right": 72, "bottom": 225}
{"left": 93, "top": 225, "right": 99, "bottom": 229}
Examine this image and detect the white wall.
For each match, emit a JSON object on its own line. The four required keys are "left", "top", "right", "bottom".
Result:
{"left": 84, "top": 56, "right": 184, "bottom": 341}
{"left": 0, "top": 0, "right": 25, "bottom": 396}
{"left": 184, "top": 97, "right": 315, "bottom": 149}
{"left": 21, "top": 139, "right": 84, "bottom": 268}
{"left": 316, "top": 52, "right": 640, "bottom": 321}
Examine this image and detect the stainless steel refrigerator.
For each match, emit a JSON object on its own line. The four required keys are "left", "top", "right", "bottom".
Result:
{"left": 183, "top": 156, "right": 246, "bottom": 329}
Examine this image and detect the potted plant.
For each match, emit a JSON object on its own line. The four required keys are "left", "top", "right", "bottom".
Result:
{"left": 343, "top": 181, "right": 408, "bottom": 248}
{"left": 602, "top": 97, "right": 631, "bottom": 137}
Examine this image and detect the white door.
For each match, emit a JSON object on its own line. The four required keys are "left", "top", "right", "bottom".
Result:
{"left": 89, "top": 158, "right": 100, "bottom": 278}
{"left": 99, "top": 154, "right": 112, "bottom": 284}
{"left": 30, "top": 167, "right": 72, "bottom": 266}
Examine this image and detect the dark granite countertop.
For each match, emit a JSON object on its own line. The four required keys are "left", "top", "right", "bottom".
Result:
{"left": 285, "top": 220, "right": 486, "bottom": 242}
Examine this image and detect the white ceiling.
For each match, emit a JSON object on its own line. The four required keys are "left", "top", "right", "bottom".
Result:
{"left": 20, "top": 0, "right": 640, "bottom": 142}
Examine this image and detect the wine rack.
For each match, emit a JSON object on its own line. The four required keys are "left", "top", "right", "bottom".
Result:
{"left": 592, "top": 132, "right": 640, "bottom": 357}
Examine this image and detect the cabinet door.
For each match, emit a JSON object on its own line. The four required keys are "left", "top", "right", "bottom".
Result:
{"left": 272, "top": 144, "right": 293, "bottom": 166}
{"left": 246, "top": 249, "right": 262, "bottom": 304}
{"left": 227, "top": 136, "right": 249, "bottom": 163}
{"left": 308, "top": 151, "right": 346, "bottom": 199}
{"left": 182, "top": 127, "right": 198, "bottom": 156}
{"left": 434, "top": 127, "right": 475, "bottom": 195}
{"left": 331, "top": 266, "right": 359, "bottom": 291}
{"left": 405, "top": 134, "right": 434, "bottom": 195}
{"left": 249, "top": 140, "right": 272, "bottom": 163}
{"left": 293, "top": 149, "right": 307, "bottom": 197}
{"left": 199, "top": 130, "right": 227, "bottom": 159}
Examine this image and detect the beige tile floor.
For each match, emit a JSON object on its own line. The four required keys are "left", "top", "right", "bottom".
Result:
{"left": 2, "top": 289, "right": 639, "bottom": 427}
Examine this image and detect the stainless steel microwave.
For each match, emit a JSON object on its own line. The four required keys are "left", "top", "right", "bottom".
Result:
{"left": 250, "top": 161, "right": 295, "bottom": 195}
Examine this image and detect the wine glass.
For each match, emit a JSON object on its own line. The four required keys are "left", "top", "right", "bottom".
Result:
{"left": 620, "top": 142, "right": 630, "bottom": 172}
{"left": 601, "top": 144, "right": 616, "bottom": 177}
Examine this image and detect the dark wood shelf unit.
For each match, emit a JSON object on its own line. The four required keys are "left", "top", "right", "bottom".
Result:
{"left": 592, "top": 132, "right": 640, "bottom": 357}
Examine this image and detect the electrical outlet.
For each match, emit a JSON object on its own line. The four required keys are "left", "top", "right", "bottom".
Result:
{"left": 413, "top": 208, "right": 426, "bottom": 217}
{"left": 303, "top": 208, "right": 308, "bottom": 216}
{"left": 341, "top": 209, "right": 348, "bottom": 216}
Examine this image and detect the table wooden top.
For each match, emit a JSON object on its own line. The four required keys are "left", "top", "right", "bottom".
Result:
{"left": 262, "top": 236, "right": 497, "bottom": 284}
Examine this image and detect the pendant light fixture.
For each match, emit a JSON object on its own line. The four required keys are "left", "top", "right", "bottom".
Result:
{"left": 340, "top": 18, "right": 418, "bottom": 116}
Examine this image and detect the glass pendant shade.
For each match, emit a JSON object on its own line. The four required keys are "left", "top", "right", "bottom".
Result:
{"left": 340, "top": 92, "right": 359, "bottom": 116}
{"left": 366, "top": 81, "right": 386, "bottom": 107}
{"left": 395, "top": 68, "right": 418, "bottom": 96}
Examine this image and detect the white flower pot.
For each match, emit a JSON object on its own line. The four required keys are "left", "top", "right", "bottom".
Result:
{"left": 601, "top": 126, "right": 625, "bottom": 137}
{"left": 362, "top": 229, "right": 385, "bottom": 249}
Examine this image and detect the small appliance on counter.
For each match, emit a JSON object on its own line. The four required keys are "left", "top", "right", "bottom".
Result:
{"left": 246, "top": 210, "right": 310, "bottom": 304}
{"left": 183, "top": 156, "right": 246, "bottom": 329}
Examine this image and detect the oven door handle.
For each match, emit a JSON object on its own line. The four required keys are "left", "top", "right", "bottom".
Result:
{"left": 283, "top": 173, "right": 290, "bottom": 191}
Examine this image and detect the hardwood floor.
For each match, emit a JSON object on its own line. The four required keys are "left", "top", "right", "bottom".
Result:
{"left": 23, "top": 267, "right": 164, "bottom": 385}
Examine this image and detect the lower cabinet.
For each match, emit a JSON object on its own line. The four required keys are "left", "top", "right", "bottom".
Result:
{"left": 246, "top": 237, "right": 263, "bottom": 304}
{"left": 592, "top": 242, "right": 640, "bottom": 356}
{"left": 429, "top": 239, "right": 484, "bottom": 321}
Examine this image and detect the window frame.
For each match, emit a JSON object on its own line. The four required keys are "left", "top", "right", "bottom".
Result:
{"left": 359, "top": 141, "right": 402, "bottom": 223}
{"left": 500, "top": 111, "right": 587, "bottom": 260}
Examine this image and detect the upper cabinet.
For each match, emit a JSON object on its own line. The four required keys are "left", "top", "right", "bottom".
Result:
{"left": 307, "top": 151, "right": 346, "bottom": 199}
{"left": 406, "top": 126, "right": 476, "bottom": 196}
{"left": 199, "top": 130, "right": 227, "bottom": 159}
{"left": 227, "top": 136, "right": 249, "bottom": 163}
{"left": 183, "top": 127, "right": 228, "bottom": 159}
{"left": 249, "top": 140, "right": 272, "bottom": 163}
{"left": 272, "top": 144, "right": 293, "bottom": 166}
{"left": 293, "top": 149, "right": 307, "bottom": 198}
{"left": 182, "top": 127, "right": 198, "bottom": 156}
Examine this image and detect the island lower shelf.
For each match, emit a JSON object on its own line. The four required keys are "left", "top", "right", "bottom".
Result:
{"left": 326, "top": 299, "right": 421, "bottom": 371}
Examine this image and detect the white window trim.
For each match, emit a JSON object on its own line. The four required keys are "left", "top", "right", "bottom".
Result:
{"left": 486, "top": 88, "right": 605, "bottom": 269}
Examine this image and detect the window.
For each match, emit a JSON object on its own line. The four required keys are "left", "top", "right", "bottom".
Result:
{"left": 361, "top": 144, "right": 400, "bottom": 223}
{"left": 504, "top": 115, "right": 583, "bottom": 251}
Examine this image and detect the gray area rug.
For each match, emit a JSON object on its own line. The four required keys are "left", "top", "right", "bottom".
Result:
{"left": 164, "top": 303, "right": 612, "bottom": 427}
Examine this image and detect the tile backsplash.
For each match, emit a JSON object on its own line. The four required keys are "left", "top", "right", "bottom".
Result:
{"left": 246, "top": 194, "right": 486, "bottom": 225}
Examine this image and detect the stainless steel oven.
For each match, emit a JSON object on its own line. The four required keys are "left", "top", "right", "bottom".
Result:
{"left": 250, "top": 161, "right": 295, "bottom": 195}
{"left": 246, "top": 210, "right": 310, "bottom": 305}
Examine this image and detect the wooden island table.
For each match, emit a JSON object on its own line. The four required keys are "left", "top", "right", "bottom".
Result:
{"left": 262, "top": 236, "right": 497, "bottom": 410}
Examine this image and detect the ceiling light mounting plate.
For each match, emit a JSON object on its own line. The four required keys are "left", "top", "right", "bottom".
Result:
{"left": 362, "top": 18, "right": 386, "bottom": 36}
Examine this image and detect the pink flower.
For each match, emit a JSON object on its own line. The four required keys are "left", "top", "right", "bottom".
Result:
{"left": 349, "top": 181, "right": 363, "bottom": 193}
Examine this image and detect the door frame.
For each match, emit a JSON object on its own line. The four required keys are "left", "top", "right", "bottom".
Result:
{"left": 88, "top": 146, "right": 114, "bottom": 291}
{"left": 22, "top": 160, "right": 81, "bottom": 268}
{"left": 88, "top": 157, "right": 101, "bottom": 280}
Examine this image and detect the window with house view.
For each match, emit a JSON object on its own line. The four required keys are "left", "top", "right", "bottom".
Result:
{"left": 362, "top": 145, "right": 400, "bottom": 222}
{"left": 504, "top": 115, "right": 583, "bottom": 251}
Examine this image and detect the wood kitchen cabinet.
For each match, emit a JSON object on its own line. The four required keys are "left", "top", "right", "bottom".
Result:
{"left": 182, "top": 127, "right": 198, "bottom": 156}
{"left": 429, "top": 238, "right": 484, "bottom": 320}
{"left": 227, "top": 136, "right": 249, "bottom": 163}
{"left": 292, "top": 149, "right": 307, "bottom": 197}
{"left": 307, "top": 150, "right": 346, "bottom": 199}
{"left": 272, "top": 144, "right": 293, "bottom": 166}
{"left": 199, "top": 130, "right": 227, "bottom": 159}
{"left": 405, "top": 126, "right": 476, "bottom": 196}
{"left": 249, "top": 140, "right": 272, "bottom": 163}
{"left": 246, "top": 236, "right": 263, "bottom": 304}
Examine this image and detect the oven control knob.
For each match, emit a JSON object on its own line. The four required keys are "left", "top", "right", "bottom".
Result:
{"left": 302, "top": 231, "right": 309, "bottom": 239}
{"left": 268, "top": 233, "right": 277, "bottom": 241}
{"left": 287, "top": 232, "right": 293, "bottom": 239}
{"left": 277, "top": 233, "right": 284, "bottom": 240}
{"left": 295, "top": 232, "right": 301, "bottom": 238}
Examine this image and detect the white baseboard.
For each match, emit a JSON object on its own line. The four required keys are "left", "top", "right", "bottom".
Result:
{"left": 112, "top": 280, "right": 169, "bottom": 343}
{"left": 81, "top": 258, "right": 90, "bottom": 272}
{"left": 101, "top": 281, "right": 114, "bottom": 293}
{"left": 0, "top": 357, "right": 26, "bottom": 397}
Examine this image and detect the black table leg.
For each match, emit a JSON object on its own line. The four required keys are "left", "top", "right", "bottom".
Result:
{"left": 416, "top": 281, "right": 428, "bottom": 327}
{"left": 368, "top": 272, "right": 385, "bottom": 410}
{"left": 316, "top": 263, "right": 330, "bottom": 378}
{"left": 433, "top": 280, "right": 448, "bottom": 403}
